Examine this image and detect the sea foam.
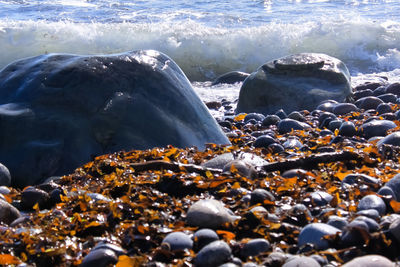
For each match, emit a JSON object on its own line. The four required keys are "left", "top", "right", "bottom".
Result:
{"left": 1, "top": 17, "right": 400, "bottom": 81}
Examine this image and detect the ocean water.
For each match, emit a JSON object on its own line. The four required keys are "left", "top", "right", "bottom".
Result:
{"left": 1, "top": 0, "right": 400, "bottom": 103}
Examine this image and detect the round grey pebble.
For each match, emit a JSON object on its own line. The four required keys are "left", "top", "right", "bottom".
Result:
{"left": 356, "top": 209, "right": 380, "bottom": 220}
{"left": 384, "top": 174, "right": 400, "bottom": 201}
{"left": 355, "top": 96, "right": 384, "bottom": 110}
{"left": 195, "top": 241, "right": 232, "bottom": 267}
{"left": 378, "top": 93, "right": 397, "bottom": 103}
{"left": 309, "top": 191, "right": 333, "bottom": 206}
{"left": 332, "top": 103, "right": 358, "bottom": 115}
{"left": 262, "top": 115, "right": 281, "bottom": 126}
{"left": 359, "top": 119, "right": 396, "bottom": 139}
{"left": 353, "top": 216, "right": 379, "bottom": 232}
{"left": 282, "top": 256, "right": 320, "bottom": 267}
{"left": 223, "top": 160, "right": 257, "bottom": 179}
{"left": 250, "top": 189, "right": 275, "bottom": 205}
{"left": 298, "top": 223, "right": 341, "bottom": 250}
{"left": 193, "top": 229, "right": 219, "bottom": 251}
{"left": 377, "top": 131, "right": 400, "bottom": 148}
{"left": 0, "top": 163, "right": 11, "bottom": 186}
{"left": 240, "top": 238, "right": 270, "bottom": 258}
{"left": 377, "top": 103, "right": 393, "bottom": 114}
{"left": 162, "top": 232, "right": 193, "bottom": 251}
{"left": 0, "top": 198, "right": 21, "bottom": 225}
{"left": 316, "top": 100, "right": 338, "bottom": 112}
{"left": 342, "top": 255, "right": 394, "bottom": 267}
{"left": 339, "top": 121, "right": 356, "bottom": 137}
{"left": 327, "top": 215, "right": 348, "bottom": 230}
{"left": 282, "top": 138, "right": 303, "bottom": 149}
{"left": 80, "top": 248, "right": 118, "bottom": 267}
{"left": 277, "top": 118, "right": 310, "bottom": 134}
{"left": 244, "top": 113, "right": 265, "bottom": 123}
{"left": 253, "top": 135, "right": 277, "bottom": 148}
{"left": 357, "top": 194, "right": 386, "bottom": 215}
{"left": 21, "top": 187, "right": 50, "bottom": 210}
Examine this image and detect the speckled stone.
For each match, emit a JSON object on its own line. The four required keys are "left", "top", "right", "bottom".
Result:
{"left": 195, "top": 241, "right": 232, "bottom": 267}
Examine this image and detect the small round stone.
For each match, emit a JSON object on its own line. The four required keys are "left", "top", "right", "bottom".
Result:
{"left": 355, "top": 96, "right": 384, "bottom": 110}
{"left": 186, "top": 199, "right": 239, "bottom": 229}
{"left": 377, "top": 132, "right": 400, "bottom": 148}
{"left": 195, "top": 241, "right": 232, "bottom": 267}
{"left": 288, "top": 111, "right": 305, "bottom": 121}
{"left": 384, "top": 174, "right": 400, "bottom": 201}
{"left": 223, "top": 160, "right": 257, "bottom": 179}
{"left": 253, "top": 135, "right": 277, "bottom": 148}
{"left": 250, "top": 189, "right": 275, "bottom": 205}
{"left": 342, "top": 255, "right": 395, "bottom": 267}
{"left": 327, "top": 215, "right": 348, "bottom": 230}
{"left": 357, "top": 194, "right": 386, "bottom": 215}
{"left": 356, "top": 209, "right": 380, "bottom": 220}
{"left": 353, "top": 216, "right": 379, "bottom": 232}
{"left": 309, "top": 191, "right": 333, "bottom": 206}
{"left": 377, "top": 103, "right": 393, "bottom": 115}
{"left": 240, "top": 238, "right": 270, "bottom": 258}
{"left": 244, "top": 113, "right": 265, "bottom": 123}
{"left": 359, "top": 119, "right": 396, "bottom": 139}
{"left": 282, "top": 256, "right": 320, "bottom": 267}
{"left": 277, "top": 119, "right": 310, "bottom": 134}
{"left": 316, "top": 100, "right": 338, "bottom": 112}
{"left": 282, "top": 138, "right": 303, "bottom": 150}
{"left": 298, "top": 223, "right": 341, "bottom": 250}
{"left": 385, "top": 82, "right": 400, "bottom": 96}
{"left": 80, "top": 248, "right": 118, "bottom": 267}
{"left": 193, "top": 229, "right": 219, "bottom": 251}
{"left": 0, "top": 163, "right": 11, "bottom": 186}
{"left": 339, "top": 121, "right": 356, "bottom": 137}
{"left": 262, "top": 115, "right": 281, "bottom": 126}
{"left": 0, "top": 199, "right": 21, "bottom": 225}
{"left": 378, "top": 93, "right": 397, "bottom": 103}
{"left": 332, "top": 103, "right": 358, "bottom": 115}
{"left": 162, "top": 232, "right": 193, "bottom": 251}
{"left": 21, "top": 187, "right": 50, "bottom": 210}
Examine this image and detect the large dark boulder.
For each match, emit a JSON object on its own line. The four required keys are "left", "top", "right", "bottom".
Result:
{"left": 236, "top": 53, "right": 352, "bottom": 114}
{"left": 0, "top": 50, "right": 229, "bottom": 187}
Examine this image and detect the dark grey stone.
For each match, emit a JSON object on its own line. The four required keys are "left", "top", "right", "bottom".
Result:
{"left": 384, "top": 174, "right": 400, "bottom": 201}
{"left": 223, "top": 160, "right": 257, "bottom": 179}
{"left": 357, "top": 194, "right": 386, "bottom": 215}
{"left": 254, "top": 135, "right": 277, "bottom": 148}
{"left": 377, "top": 132, "right": 400, "bottom": 148}
{"left": 353, "top": 216, "right": 379, "bottom": 232}
{"left": 377, "top": 103, "right": 393, "bottom": 115}
{"left": 278, "top": 119, "right": 310, "bottom": 134}
{"left": 0, "top": 198, "right": 21, "bottom": 225}
{"left": 250, "top": 189, "right": 275, "bottom": 205}
{"left": 0, "top": 163, "right": 11, "bottom": 186}
{"left": 356, "top": 209, "right": 380, "bottom": 220}
{"left": 195, "top": 241, "right": 232, "bottom": 267}
{"left": 316, "top": 100, "right": 338, "bottom": 112}
{"left": 327, "top": 215, "right": 348, "bottom": 230}
{"left": 385, "top": 82, "right": 400, "bottom": 96}
{"left": 287, "top": 111, "right": 305, "bottom": 121}
{"left": 328, "top": 119, "right": 342, "bottom": 131}
{"left": 378, "top": 93, "right": 397, "bottom": 103}
{"left": 193, "top": 229, "right": 219, "bottom": 251}
{"left": 212, "top": 71, "right": 250, "bottom": 85}
{"left": 283, "top": 256, "right": 320, "bottom": 267}
{"left": 359, "top": 119, "right": 396, "bottom": 139}
{"left": 244, "top": 113, "right": 265, "bottom": 122}
{"left": 355, "top": 96, "right": 384, "bottom": 110}
{"left": 298, "top": 223, "right": 341, "bottom": 249}
{"left": 240, "top": 238, "right": 270, "bottom": 258}
{"left": 80, "top": 248, "right": 118, "bottom": 267}
{"left": 339, "top": 121, "right": 356, "bottom": 137}
{"left": 237, "top": 53, "right": 351, "bottom": 115}
{"left": 309, "top": 191, "right": 333, "bottom": 206}
{"left": 332, "top": 103, "right": 358, "bottom": 115}
{"left": 262, "top": 114, "right": 281, "bottom": 126}
{"left": 21, "top": 186, "right": 50, "bottom": 210}
{"left": 162, "top": 232, "right": 193, "bottom": 251}
{"left": 0, "top": 50, "right": 229, "bottom": 187}
{"left": 342, "top": 255, "right": 394, "bottom": 267}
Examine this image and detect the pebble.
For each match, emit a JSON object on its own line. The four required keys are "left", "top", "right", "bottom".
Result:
{"left": 262, "top": 252, "right": 288, "bottom": 266}
{"left": 244, "top": 113, "right": 265, "bottom": 123}
{"left": 0, "top": 198, "right": 21, "bottom": 225}
{"left": 359, "top": 119, "right": 396, "bottom": 139}
{"left": 383, "top": 174, "right": 400, "bottom": 201}
{"left": 282, "top": 138, "right": 303, "bottom": 150}
{"left": 378, "top": 93, "right": 397, "bottom": 103}
{"left": 355, "top": 96, "right": 384, "bottom": 110}
{"left": 338, "top": 121, "right": 356, "bottom": 137}
{"left": 341, "top": 220, "right": 369, "bottom": 246}
{"left": 328, "top": 119, "right": 342, "bottom": 131}
{"left": 332, "top": 103, "right": 358, "bottom": 115}
{"left": 262, "top": 114, "right": 281, "bottom": 126}
{"left": 282, "top": 256, "right": 320, "bottom": 267}
{"left": 195, "top": 240, "right": 232, "bottom": 267}
{"left": 353, "top": 216, "right": 379, "bottom": 232}
{"left": 298, "top": 223, "right": 341, "bottom": 250}
{"left": 277, "top": 119, "right": 310, "bottom": 134}
{"left": 80, "top": 248, "right": 118, "bottom": 267}
{"left": 193, "top": 229, "right": 219, "bottom": 251}
{"left": 316, "top": 100, "right": 338, "bottom": 112}
{"left": 223, "top": 160, "right": 257, "bottom": 179}
{"left": 356, "top": 209, "right": 380, "bottom": 220}
{"left": 0, "top": 186, "right": 10, "bottom": 195}
{"left": 21, "top": 187, "right": 50, "bottom": 210}
{"left": 287, "top": 111, "right": 305, "bottom": 121}
{"left": 308, "top": 191, "right": 333, "bottom": 206}
{"left": 0, "top": 163, "right": 11, "bottom": 186}
{"left": 240, "top": 238, "right": 270, "bottom": 258}
{"left": 250, "top": 188, "right": 275, "bottom": 205}
{"left": 354, "top": 82, "right": 383, "bottom": 91}
{"left": 327, "top": 215, "right": 348, "bottom": 230}
{"left": 275, "top": 109, "right": 288, "bottom": 119}
{"left": 342, "top": 255, "right": 395, "bottom": 267}
{"left": 93, "top": 242, "right": 126, "bottom": 256}
{"left": 162, "top": 231, "right": 193, "bottom": 251}
{"left": 377, "top": 131, "right": 400, "bottom": 147}
{"left": 377, "top": 103, "right": 393, "bottom": 114}
{"left": 341, "top": 173, "right": 381, "bottom": 188}
{"left": 385, "top": 82, "right": 400, "bottom": 96}
{"left": 186, "top": 199, "right": 239, "bottom": 228}
{"left": 388, "top": 217, "right": 400, "bottom": 243}
{"left": 202, "top": 153, "right": 234, "bottom": 169}
{"left": 354, "top": 89, "right": 373, "bottom": 100}
{"left": 357, "top": 194, "right": 386, "bottom": 215}
{"left": 253, "top": 135, "right": 278, "bottom": 148}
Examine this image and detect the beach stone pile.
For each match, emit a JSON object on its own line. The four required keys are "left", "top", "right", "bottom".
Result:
{"left": 236, "top": 53, "right": 352, "bottom": 115}
{"left": 0, "top": 50, "right": 229, "bottom": 187}
{"left": 2, "top": 52, "right": 400, "bottom": 266}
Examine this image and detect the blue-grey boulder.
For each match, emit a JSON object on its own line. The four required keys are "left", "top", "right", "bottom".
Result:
{"left": 357, "top": 194, "right": 386, "bottom": 216}
{"left": 378, "top": 132, "right": 400, "bottom": 147}
{"left": 162, "top": 232, "right": 193, "bottom": 251}
{"left": 0, "top": 50, "right": 229, "bottom": 187}
{"left": 359, "top": 119, "right": 396, "bottom": 139}
{"left": 236, "top": 53, "right": 352, "bottom": 115}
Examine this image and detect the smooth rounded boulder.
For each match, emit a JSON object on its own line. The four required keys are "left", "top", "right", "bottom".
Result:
{"left": 0, "top": 50, "right": 229, "bottom": 187}
{"left": 236, "top": 53, "right": 352, "bottom": 114}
